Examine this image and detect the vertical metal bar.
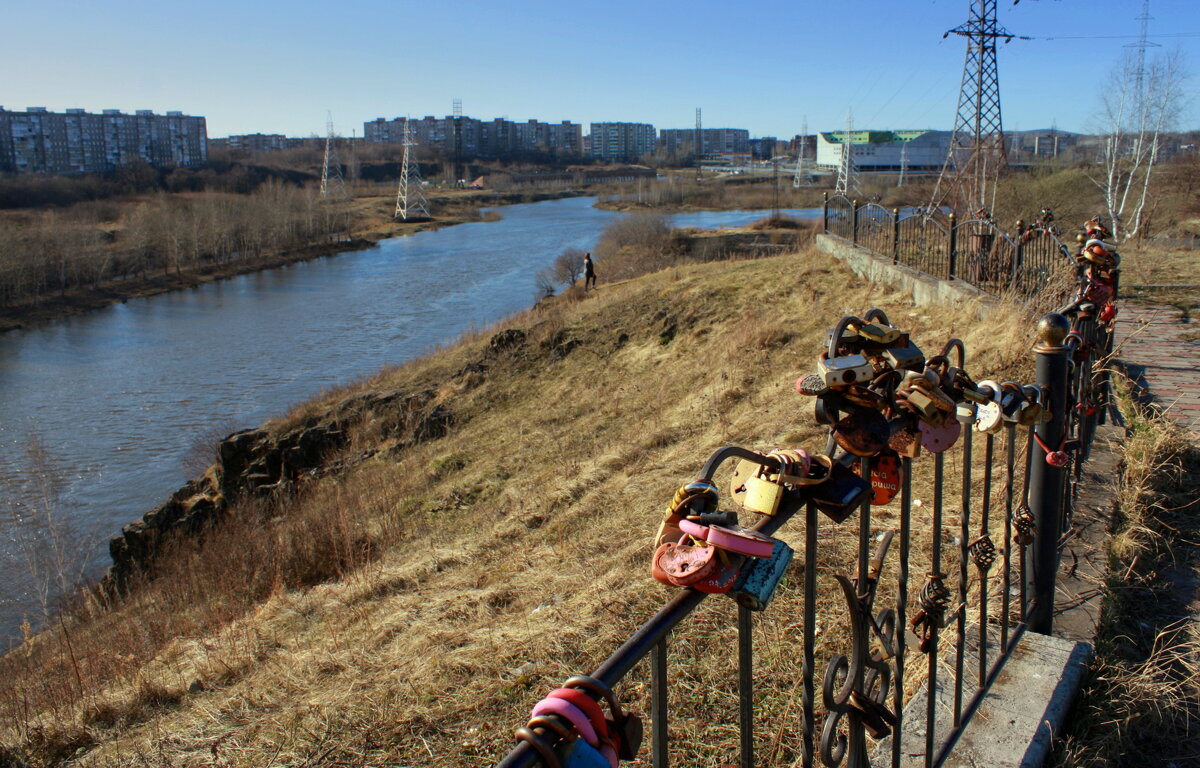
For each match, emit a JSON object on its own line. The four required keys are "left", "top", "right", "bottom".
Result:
{"left": 893, "top": 208, "right": 901, "bottom": 264}
{"left": 738, "top": 605, "right": 753, "bottom": 768}
{"left": 1002, "top": 424, "right": 1016, "bottom": 653}
{"left": 803, "top": 501, "right": 818, "bottom": 768}
{"left": 849, "top": 455, "right": 872, "bottom": 768}
{"left": 652, "top": 636, "right": 669, "bottom": 768}
{"left": 979, "top": 434, "right": 993, "bottom": 688}
{"left": 954, "top": 423, "right": 972, "bottom": 727}
{"left": 1029, "top": 314, "right": 1070, "bottom": 634}
{"left": 852, "top": 200, "right": 860, "bottom": 244}
{"left": 893, "top": 457, "right": 913, "bottom": 768}
{"left": 925, "top": 453, "right": 944, "bottom": 768}
{"left": 1020, "top": 430, "right": 1033, "bottom": 620}
{"left": 948, "top": 212, "right": 958, "bottom": 278}
{"left": 823, "top": 192, "right": 829, "bottom": 233}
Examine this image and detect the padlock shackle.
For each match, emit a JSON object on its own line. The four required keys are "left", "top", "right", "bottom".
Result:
{"left": 563, "top": 675, "right": 625, "bottom": 720}
{"left": 697, "top": 446, "right": 782, "bottom": 484}
{"left": 828, "top": 315, "right": 866, "bottom": 358}
{"left": 940, "top": 338, "right": 966, "bottom": 368}
{"left": 863, "top": 307, "right": 892, "bottom": 326}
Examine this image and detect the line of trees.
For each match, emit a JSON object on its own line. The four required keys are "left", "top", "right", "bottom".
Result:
{"left": 0, "top": 182, "right": 351, "bottom": 308}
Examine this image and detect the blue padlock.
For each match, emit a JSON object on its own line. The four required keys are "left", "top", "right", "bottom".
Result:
{"left": 559, "top": 737, "right": 613, "bottom": 768}
{"left": 731, "top": 539, "right": 794, "bottom": 611}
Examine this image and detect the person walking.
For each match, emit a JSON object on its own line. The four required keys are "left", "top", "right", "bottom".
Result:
{"left": 583, "top": 252, "right": 596, "bottom": 290}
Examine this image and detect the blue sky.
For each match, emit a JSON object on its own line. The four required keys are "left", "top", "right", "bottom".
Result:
{"left": 3, "top": 0, "right": 1196, "bottom": 138}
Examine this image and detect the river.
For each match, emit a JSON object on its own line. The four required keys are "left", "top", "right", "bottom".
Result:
{"left": 0, "top": 196, "right": 820, "bottom": 640}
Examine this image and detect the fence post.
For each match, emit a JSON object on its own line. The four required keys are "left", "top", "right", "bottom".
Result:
{"left": 948, "top": 212, "right": 958, "bottom": 278}
{"left": 822, "top": 192, "right": 829, "bottom": 233}
{"left": 652, "top": 636, "right": 669, "bottom": 767}
{"left": 851, "top": 200, "right": 859, "bottom": 244}
{"left": 1027, "top": 313, "right": 1070, "bottom": 634}
{"left": 892, "top": 208, "right": 900, "bottom": 264}
{"left": 1013, "top": 219, "right": 1025, "bottom": 290}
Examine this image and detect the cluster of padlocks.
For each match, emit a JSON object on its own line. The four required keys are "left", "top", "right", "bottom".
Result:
{"left": 1072, "top": 216, "right": 1120, "bottom": 328}
{"left": 515, "top": 676, "right": 643, "bottom": 768}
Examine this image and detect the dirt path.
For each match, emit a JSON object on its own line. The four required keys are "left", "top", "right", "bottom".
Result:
{"left": 1116, "top": 298, "right": 1200, "bottom": 440}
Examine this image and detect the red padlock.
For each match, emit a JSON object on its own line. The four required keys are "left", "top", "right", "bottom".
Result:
{"left": 853, "top": 453, "right": 903, "bottom": 505}
{"left": 1046, "top": 450, "right": 1069, "bottom": 468}
{"left": 1100, "top": 302, "right": 1118, "bottom": 325}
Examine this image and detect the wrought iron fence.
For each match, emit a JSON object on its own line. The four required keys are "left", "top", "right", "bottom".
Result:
{"left": 822, "top": 195, "right": 1076, "bottom": 306}
{"left": 496, "top": 295, "right": 1115, "bottom": 768}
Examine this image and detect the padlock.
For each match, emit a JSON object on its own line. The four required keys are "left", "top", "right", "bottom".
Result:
{"left": 731, "top": 538, "right": 794, "bottom": 611}
{"left": 564, "top": 676, "right": 644, "bottom": 762}
{"left": 904, "top": 388, "right": 942, "bottom": 422}
{"left": 884, "top": 343, "right": 925, "bottom": 372}
{"left": 887, "top": 416, "right": 922, "bottom": 459}
{"left": 516, "top": 725, "right": 566, "bottom": 768}
{"left": 810, "top": 460, "right": 871, "bottom": 523}
{"left": 919, "top": 418, "right": 960, "bottom": 453}
{"left": 796, "top": 373, "right": 831, "bottom": 397}
{"left": 1018, "top": 385, "right": 1044, "bottom": 426}
{"left": 531, "top": 698, "right": 602, "bottom": 748}
{"left": 679, "top": 519, "right": 777, "bottom": 558}
{"left": 560, "top": 736, "right": 614, "bottom": 768}
{"left": 849, "top": 690, "right": 898, "bottom": 740}
{"left": 818, "top": 353, "right": 875, "bottom": 388}
{"left": 998, "top": 382, "right": 1027, "bottom": 422}
{"left": 653, "top": 536, "right": 717, "bottom": 587}
{"left": 855, "top": 322, "right": 901, "bottom": 345}
{"left": 742, "top": 468, "right": 784, "bottom": 515}
{"left": 691, "top": 552, "right": 742, "bottom": 594}
{"left": 826, "top": 325, "right": 863, "bottom": 353}
{"left": 955, "top": 401, "right": 976, "bottom": 423}
{"left": 833, "top": 408, "right": 889, "bottom": 457}
{"left": 974, "top": 379, "right": 1004, "bottom": 434}
{"left": 867, "top": 452, "right": 902, "bottom": 505}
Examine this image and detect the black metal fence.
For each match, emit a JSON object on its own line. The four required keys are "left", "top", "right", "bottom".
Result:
{"left": 496, "top": 290, "right": 1116, "bottom": 767}
{"left": 820, "top": 194, "right": 1076, "bottom": 305}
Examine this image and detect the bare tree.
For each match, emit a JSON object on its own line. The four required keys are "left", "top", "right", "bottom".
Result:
{"left": 534, "top": 266, "right": 557, "bottom": 298}
{"left": 552, "top": 248, "right": 586, "bottom": 288}
{"left": 1093, "top": 48, "right": 1189, "bottom": 240}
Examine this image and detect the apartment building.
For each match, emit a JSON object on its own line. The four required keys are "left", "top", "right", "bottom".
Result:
{"left": 658, "top": 127, "right": 751, "bottom": 157}
{"left": 223, "top": 133, "right": 289, "bottom": 152}
{"left": 816, "top": 129, "right": 951, "bottom": 171}
{"left": 364, "top": 115, "right": 582, "bottom": 157}
{"left": 589, "top": 122, "right": 656, "bottom": 163}
{"left": 0, "top": 106, "right": 208, "bottom": 174}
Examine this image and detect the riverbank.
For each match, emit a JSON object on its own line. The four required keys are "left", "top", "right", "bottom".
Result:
{"left": 0, "top": 187, "right": 582, "bottom": 333}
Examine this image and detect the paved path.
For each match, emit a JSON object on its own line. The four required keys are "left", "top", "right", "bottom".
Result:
{"left": 1115, "top": 300, "right": 1200, "bottom": 439}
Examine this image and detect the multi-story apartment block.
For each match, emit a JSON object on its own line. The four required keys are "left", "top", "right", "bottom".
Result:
{"left": 589, "top": 122, "right": 656, "bottom": 163}
{"left": 223, "top": 133, "right": 289, "bottom": 152}
{"left": 816, "top": 129, "right": 951, "bottom": 172}
{"left": 365, "top": 115, "right": 582, "bottom": 158}
{"left": 0, "top": 106, "right": 207, "bottom": 174}
{"left": 658, "top": 128, "right": 750, "bottom": 157}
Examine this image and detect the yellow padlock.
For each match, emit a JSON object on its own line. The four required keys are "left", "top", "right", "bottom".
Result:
{"left": 743, "top": 471, "right": 784, "bottom": 516}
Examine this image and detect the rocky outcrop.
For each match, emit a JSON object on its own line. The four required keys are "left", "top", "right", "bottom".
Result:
{"left": 106, "top": 388, "right": 455, "bottom": 593}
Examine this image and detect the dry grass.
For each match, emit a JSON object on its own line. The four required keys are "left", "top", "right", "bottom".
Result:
{"left": 0, "top": 248, "right": 1038, "bottom": 767}
{"left": 1053, "top": 380, "right": 1200, "bottom": 768}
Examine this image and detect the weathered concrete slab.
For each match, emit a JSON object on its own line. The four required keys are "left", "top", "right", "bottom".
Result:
{"left": 871, "top": 630, "right": 1092, "bottom": 768}
{"left": 815, "top": 233, "right": 996, "bottom": 311}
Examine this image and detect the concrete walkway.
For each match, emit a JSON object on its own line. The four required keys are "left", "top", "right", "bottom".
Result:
{"left": 1116, "top": 300, "right": 1200, "bottom": 439}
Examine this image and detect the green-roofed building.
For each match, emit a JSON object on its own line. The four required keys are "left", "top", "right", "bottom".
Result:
{"left": 816, "top": 129, "right": 951, "bottom": 172}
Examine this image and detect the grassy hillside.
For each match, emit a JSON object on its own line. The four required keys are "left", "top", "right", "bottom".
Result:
{"left": 0, "top": 247, "right": 1034, "bottom": 767}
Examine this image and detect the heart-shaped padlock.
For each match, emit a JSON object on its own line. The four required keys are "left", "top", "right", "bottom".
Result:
{"left": 974, "top": 380, "right": 1004, "bottom": 434}
{"left": 1046, "top": 450, "right": 1069, "bottom": 468}
{"left": 864, "top": 452, "right": 902, "bottom": 505}
{"left": 833, "top": 408, "right": 889, "bottom": 457}
{"left": 920, "top": 418, "right": 961, "bottom": 453}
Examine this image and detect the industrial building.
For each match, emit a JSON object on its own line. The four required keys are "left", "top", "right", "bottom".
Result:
{"left": 815, "top": 129, "right": 951, "bottom": 172}
{"left": 0, "top": 106, "right": 208, "bottom": 174}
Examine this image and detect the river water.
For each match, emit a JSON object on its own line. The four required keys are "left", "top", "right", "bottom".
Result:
{"left": 0, "top": 196, "right": 819, "bottom": 639}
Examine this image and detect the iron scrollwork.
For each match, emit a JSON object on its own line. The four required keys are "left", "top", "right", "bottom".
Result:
{"left": 820, "top": 531, "right": 898, "bottom": 767}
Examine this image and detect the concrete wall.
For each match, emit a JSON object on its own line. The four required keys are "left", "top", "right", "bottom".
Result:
{"left": 816, "top": 233, "right": 995, "bottom": 312}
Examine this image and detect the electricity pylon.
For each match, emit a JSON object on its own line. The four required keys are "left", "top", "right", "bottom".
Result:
{"left": 834, "top": 111, "right": 856, "bottom": 197}
{"left": 395, "top": 120, "right": 430, "bottom": 221}
{"left": 792, "top": 117, "right": 809, "bottom": 188}
{"left": 929, "top": 0, "right": 1027, "bottom": 214}
{"left": 320, "top": 111, "right": 346, "bottom": 201}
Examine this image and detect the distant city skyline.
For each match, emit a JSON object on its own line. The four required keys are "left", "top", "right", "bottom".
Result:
{"left": 4, "top": 0, "right": 1197, "bottom": 139}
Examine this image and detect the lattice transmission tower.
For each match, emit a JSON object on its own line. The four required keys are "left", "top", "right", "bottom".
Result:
{"left": 929, "top": 0, "right": 1026, "bottom": 214}
{"left": 395, "top": 120, "right": 430, "bottom": 221}
{"left": 834, "top": 111, "right": 856, "bottom": 197}
{"left": 320, "top": 111, "right": 346, "bottom": 201}
{"left": 792, "top": 116, "right": 809, "bottom": 188}
{"left": 694, "top": 107, "right": 703, "bottom": 180}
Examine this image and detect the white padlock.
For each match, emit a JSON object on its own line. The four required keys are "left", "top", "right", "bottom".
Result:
{"left": 974, "top": 379, "right": 1004, "bottom": 434}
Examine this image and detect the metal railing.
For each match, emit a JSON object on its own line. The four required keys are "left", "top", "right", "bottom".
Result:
{"left": 821, "top": 195, "right": 1076, "bottom": 304}
{"left": 496, "top": 294, "right": 1115, "bottom": 768}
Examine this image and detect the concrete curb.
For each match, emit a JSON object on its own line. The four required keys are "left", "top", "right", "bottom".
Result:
{"left": 815, "top": 233, "right": 996, "bottom": 312}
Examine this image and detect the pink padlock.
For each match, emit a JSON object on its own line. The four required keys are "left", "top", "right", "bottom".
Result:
{"left": 530, "top": 697, "right": 601, "bottom": 747}
{"left": 919, "top": 418, "right": 961, "bottom": 454}
{"left": 1046, "top": 451, "right": 1069, "bottom": 468}
{"left": 678, "top": 519, "right": 776, "bottom": 558}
